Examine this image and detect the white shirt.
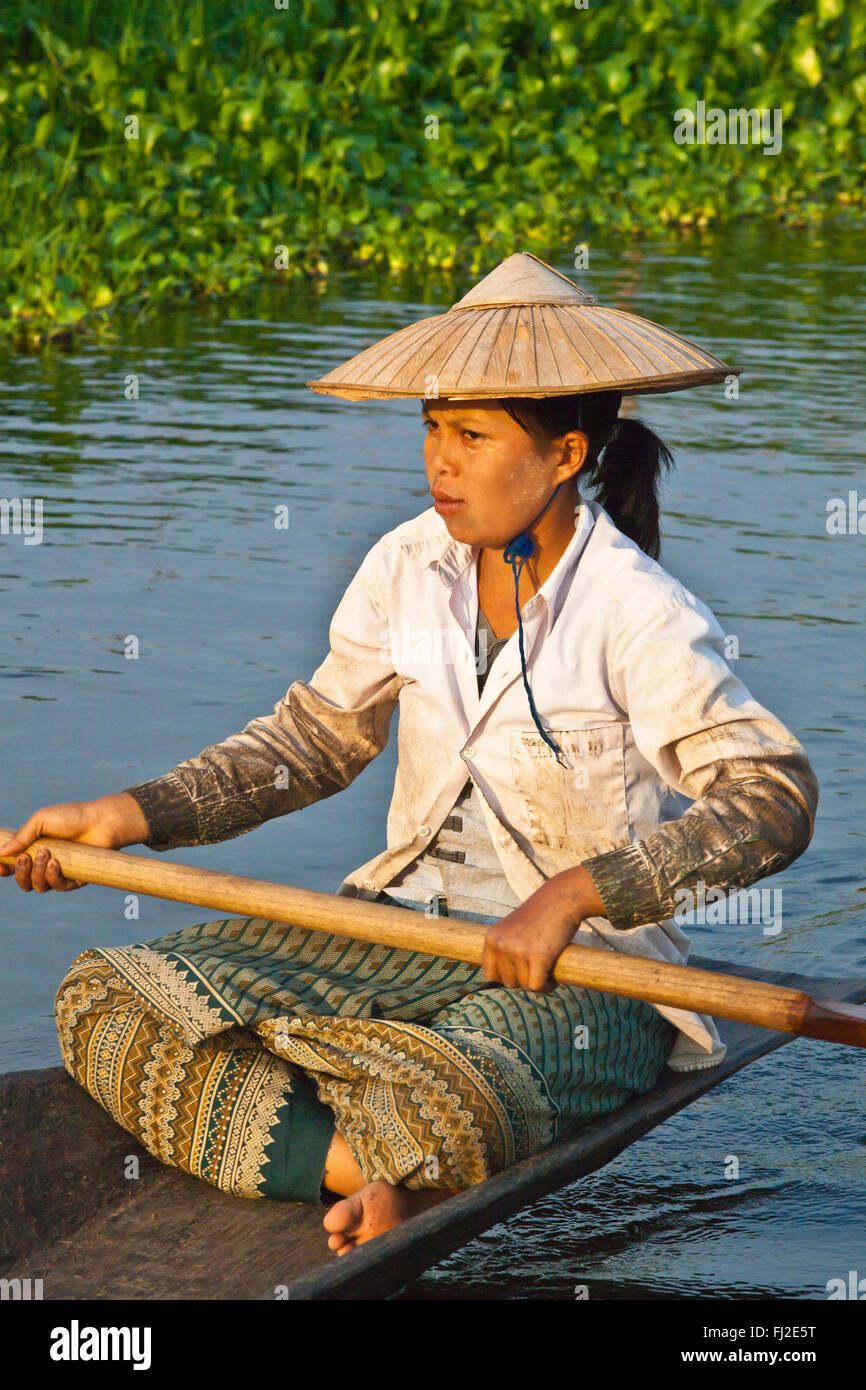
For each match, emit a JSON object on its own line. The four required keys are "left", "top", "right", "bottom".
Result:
{"left": 133, "top": 498, "right": 814, "bottom": 1074}
{"left": 312, "top": 500, "right": 812, "bottom": 1072}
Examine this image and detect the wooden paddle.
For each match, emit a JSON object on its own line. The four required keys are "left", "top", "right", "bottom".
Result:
{"left": 3, "top": 827, "right": 866, "bottom": 1048}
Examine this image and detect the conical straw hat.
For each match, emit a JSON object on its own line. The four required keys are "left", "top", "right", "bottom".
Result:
{"left": 306, "top": 252, "right": 738, "bottom": 400}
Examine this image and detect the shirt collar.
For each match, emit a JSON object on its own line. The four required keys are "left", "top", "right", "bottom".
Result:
{"left": 533, "top": 499, "right": 597, "bottom": 635}
{"left": 398, "top": 511, "right": 475, "bottom": 586}
{"left": 399, "top": 501, "right": 598, "bottom": 634}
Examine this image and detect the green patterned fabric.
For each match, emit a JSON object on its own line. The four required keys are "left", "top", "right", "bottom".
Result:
{"left": 56, "top": 903, "right": 676, "bottom": 1203}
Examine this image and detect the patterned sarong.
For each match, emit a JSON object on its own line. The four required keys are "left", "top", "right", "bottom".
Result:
{"left": 55, "top": 909, "right": 675, "bottom": 1203}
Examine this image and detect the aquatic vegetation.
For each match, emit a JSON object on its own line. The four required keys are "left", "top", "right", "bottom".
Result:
{"left": 0, "top": 0, "right": 863, "bottom": 348}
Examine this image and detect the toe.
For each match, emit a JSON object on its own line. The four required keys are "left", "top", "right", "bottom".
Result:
{"left": 328, "top": 1232, "right": 357, "bottom": 1255}
{"left": 323, "top": 1192, "right": 362, "bottom": 1237}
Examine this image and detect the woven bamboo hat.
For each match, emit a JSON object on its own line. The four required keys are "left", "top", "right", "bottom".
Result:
{"left": 306, "top": 252, "right": 739, "bottom": 401}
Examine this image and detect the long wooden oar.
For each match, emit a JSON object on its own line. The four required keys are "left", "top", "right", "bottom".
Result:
{"left": 3, "top": 827, "right": 866, "bottom": 1048}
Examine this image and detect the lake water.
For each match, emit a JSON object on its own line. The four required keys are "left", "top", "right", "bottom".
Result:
{"left": 1, "top": 222, "right": 864, "bottom": 1298}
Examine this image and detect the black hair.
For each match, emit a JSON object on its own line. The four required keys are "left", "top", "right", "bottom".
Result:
{"left": 499, "top": 390, "right": 675, "bottom": 560}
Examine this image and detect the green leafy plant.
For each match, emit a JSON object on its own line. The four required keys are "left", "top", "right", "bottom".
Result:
{"left": 0, "top": 0, "right": 863, "bottom": 349}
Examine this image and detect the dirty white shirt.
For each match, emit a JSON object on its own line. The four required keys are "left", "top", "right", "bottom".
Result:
{"left": 128, "top": 500, "right": 819, "bottom": 1074}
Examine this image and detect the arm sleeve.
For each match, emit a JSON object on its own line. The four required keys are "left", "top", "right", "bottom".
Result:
{"left": 124, "top": 544, "right": 403, "bottom": 851}
{"left": 581, "top": 588, "right": 818, "bottom": 929}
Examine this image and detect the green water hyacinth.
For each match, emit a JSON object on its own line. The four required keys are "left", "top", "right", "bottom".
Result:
{"left": 0, "top": 0, "right": 864, "bottom": 349}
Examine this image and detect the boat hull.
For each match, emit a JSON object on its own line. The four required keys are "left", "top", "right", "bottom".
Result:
{"left": 3, "top": 955, "right": 865, "bottom": 1300}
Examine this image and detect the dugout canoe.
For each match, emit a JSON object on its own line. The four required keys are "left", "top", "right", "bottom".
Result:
{"left": 2, "top": 954, "right": 865, "bottom": 1301}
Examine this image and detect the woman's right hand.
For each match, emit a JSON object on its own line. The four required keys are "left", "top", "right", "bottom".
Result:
{"left": 0, "top": 793, "right": 150, "bottom": 893}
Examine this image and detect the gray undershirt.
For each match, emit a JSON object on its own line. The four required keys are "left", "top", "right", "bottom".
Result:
{"left": 382, "top": 605, "right": 522, "bottom": 918}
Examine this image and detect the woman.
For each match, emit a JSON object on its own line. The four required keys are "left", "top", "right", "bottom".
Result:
{"left": 0, "top": 255, "right": 817, "bottom": 1255}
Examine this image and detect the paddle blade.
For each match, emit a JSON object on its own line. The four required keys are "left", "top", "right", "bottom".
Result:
{"left": 800, "top": 998, "right": 866, "bottom": 1048}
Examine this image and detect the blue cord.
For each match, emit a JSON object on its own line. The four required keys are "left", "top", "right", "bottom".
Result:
{"left": 502, "top": 482, "right": 567, "bottom": 768}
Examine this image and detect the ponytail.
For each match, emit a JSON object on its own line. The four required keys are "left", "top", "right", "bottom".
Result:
{"left": 584, "top": 415, "right": 674, "bottom": 560}
{"left": 499, "top": 390, "right": 675, "bottom": 560}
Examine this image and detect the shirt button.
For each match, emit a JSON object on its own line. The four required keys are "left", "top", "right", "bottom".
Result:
{"left": 464, "top": 745, "right": 476, "bottom": 758}
{"left": 418, "top": 825, "right": 431, "bottom": 837}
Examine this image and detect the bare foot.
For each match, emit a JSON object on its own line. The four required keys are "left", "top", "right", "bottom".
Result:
{"left": 322, "top": 1179, "right": 454, "bottom": 1256}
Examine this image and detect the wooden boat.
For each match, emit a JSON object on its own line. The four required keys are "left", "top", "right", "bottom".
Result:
{"left": 3, "top": 954, "right": 865, "bottom": 1301}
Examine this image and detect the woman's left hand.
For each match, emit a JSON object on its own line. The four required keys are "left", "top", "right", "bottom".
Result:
{"left": 481, "top": 866, "right": 603, "bottom": 992}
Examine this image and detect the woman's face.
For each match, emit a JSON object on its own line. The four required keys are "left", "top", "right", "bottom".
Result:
{"left": 423, "top": 398, "right": 586, "bottom": 548}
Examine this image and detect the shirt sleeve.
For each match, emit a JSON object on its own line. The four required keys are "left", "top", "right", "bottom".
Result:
{"left": 125, "top": 543, "right": 403, "bottom": 851}
{"left": 581, "top": 586, "right": 818, "bottom": 930}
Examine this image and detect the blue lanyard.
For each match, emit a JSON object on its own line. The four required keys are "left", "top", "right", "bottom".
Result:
{"left": 501, "top": 482, "right": 567, "bottom": 768}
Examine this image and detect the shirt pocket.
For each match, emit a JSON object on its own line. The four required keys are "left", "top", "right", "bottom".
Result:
{"left": 509, "top": 724, "right": 631, "bottom": 857}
